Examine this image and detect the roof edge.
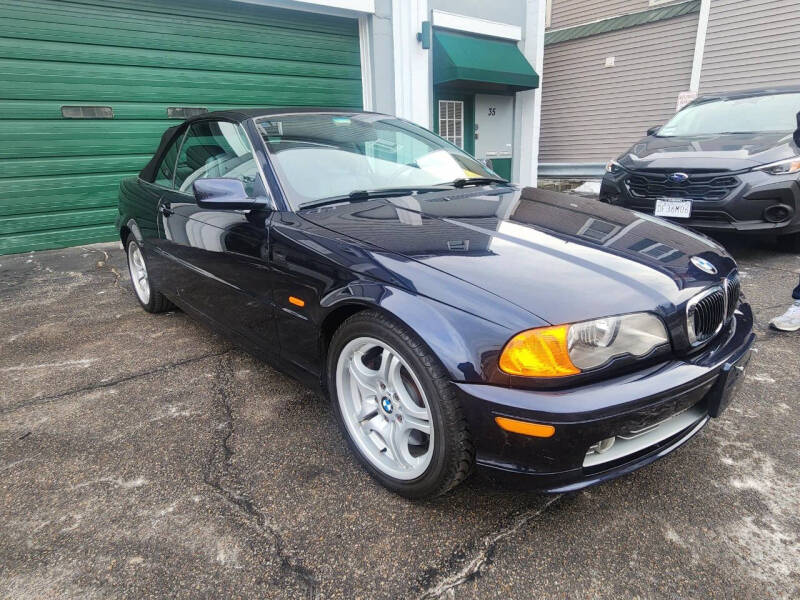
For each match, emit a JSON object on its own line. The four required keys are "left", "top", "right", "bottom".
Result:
{"left": 545, "top": 0, "right": 700, "bottom": 47}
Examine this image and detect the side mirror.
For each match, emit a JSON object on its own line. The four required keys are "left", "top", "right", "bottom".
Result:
{"left": 193, "top": 178, "right": 265, "bottom": 210}
{"left": 646, "top": 125, "right": 661, "bottom": 136}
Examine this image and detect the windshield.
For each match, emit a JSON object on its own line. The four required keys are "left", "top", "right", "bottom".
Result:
{"left": 657, "top": 93, "right": 800, "bottom": 137}
{"left": 255, "top": 113, "right": 500, "bottom": 209}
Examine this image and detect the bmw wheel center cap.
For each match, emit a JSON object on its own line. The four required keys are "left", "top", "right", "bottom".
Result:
{"left": 381, "top": 397, "right": 393, "bottom": 414}
{"left": 690, "top": 256, "right": 718, "bottom": 275}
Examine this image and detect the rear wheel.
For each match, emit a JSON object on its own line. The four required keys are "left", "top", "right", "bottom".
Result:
{"left": 777, "top": 232, "right": 800, "bottom": 253}
{"left": 328, "top": 311, "right": 473, "bottom": 499}
{"left": 125, "top": 237, "right": 173, "bottom": 313}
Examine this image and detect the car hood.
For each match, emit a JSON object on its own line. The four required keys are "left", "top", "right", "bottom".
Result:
{"left": 298, "top": 186, "right": 736, "bottom": 325}
{"left": 618, "top": 131, "right": 797, "bottom": 171}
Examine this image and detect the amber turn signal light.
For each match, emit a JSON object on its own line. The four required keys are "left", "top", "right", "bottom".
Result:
{"left": 498, "top": 325, "right": 580, "bottom": 377}
{"left": 288, "top": 296, "right": 305, "bottom": 307}
{"left": 494, "top": 416, "right": 555, "bottom": 438}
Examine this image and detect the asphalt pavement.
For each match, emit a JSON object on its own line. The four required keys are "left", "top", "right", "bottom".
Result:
{"left": 1, "top": 234, "right": 798, "bottom": 599}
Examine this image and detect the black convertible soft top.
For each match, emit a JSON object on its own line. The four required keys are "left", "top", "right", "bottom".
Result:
{"left": 139, "top": 124, "right": 182, "bottom": 183}
{"left": 137, "top": 107, "right": 373, "bottom": 183}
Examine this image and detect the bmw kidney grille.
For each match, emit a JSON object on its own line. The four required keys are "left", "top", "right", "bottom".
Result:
{"left": 724, "top": 271, "right": 741, "bottom": 321}
{"left": 687, "top": 287, "right": 726, "bottom": 346}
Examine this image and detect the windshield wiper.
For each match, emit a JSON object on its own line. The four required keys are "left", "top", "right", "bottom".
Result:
{"left": 298, "top": 186, "right": 450, "bottom": 210}
{"left": 449, "top": 177, "right": 509, "bottom": 188}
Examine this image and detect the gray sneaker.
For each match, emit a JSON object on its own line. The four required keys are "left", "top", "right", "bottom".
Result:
{"left": 770, "top": 300, "right": 800, "bottom": 332}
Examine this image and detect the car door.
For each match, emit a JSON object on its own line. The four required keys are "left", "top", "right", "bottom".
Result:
{"left": 142, "top": 126, "right": 189, "bottom": 298}
{"left": 157, "top": 119, "right": 277, "bottom": 351}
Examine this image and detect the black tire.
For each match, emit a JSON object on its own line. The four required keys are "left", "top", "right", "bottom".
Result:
{"left": 124, "top": 236, "right": 174, "bottom": 314}
{"left": 327, "top": 310, "right": 474, "bottom": 499}
{"left": 777, "top": 232, "right": 800, "bottom": 253}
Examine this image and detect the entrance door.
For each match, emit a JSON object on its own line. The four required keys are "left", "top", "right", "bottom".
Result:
{"left": 433, "top": 92, "right": 475, "bottom": 156}
{"left": 474, "top": 94, "right": 515, "bottom": 180}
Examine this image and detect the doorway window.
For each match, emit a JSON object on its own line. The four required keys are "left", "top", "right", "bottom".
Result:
{"left": 438, "top": 100, "right": 464, "bottom": 148}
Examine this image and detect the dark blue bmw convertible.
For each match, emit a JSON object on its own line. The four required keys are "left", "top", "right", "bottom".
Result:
{"left": 117, "top": 109, "right": 755, "bottom": 498}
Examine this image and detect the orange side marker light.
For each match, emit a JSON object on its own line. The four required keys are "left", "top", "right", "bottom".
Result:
{"left": 289, "top": 296, "right": 305, "bottom": 307}
{"left": 494, "top": 416, "right": 555, "bottom": 438}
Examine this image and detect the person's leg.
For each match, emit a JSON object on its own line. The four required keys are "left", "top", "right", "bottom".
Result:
{"left": 770, "top": 275, "right": 800, "bottom": 331}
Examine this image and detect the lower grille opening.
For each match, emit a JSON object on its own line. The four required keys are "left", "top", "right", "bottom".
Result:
{"left": 582, "top": 405, "right": 707, "bottom": 475}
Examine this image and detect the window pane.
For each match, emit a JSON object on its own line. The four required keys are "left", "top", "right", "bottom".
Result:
{"left": 174, "top": 121, "right": 264, "bottom": 198}
{"left": 437, "top": 100, "right": 464, "bottom": 148}
{"left": 257, "top": 113, "right": 496, "bottom": 209}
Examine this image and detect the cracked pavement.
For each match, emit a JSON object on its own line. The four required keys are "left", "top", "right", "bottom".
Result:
{"left": 1, "top": 236, "right": 798, "bottom": 599}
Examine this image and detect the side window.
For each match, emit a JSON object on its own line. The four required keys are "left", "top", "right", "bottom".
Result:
{"left": 154, "top": 132, "right": 183, "bottom": 188}
{"left": 174, "top": 120, "right": 265, "bottom": 198}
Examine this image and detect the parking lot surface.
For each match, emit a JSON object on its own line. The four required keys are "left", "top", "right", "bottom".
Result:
{"left": 1, "top": 235, "right": 799, "bottom": 599}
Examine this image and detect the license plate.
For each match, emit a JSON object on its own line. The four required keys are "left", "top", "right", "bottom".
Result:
{"left": 707, "top": 344, "right": 753, "bottom": 418}
{"left": 655, "top": 198, "right": 692, "bottom": 218}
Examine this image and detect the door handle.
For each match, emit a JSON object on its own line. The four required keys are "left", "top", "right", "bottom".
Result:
{"left": 160, "top": 205, "right": 174, "bottom": 216}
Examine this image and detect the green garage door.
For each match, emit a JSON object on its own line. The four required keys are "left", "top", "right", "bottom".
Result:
{"left": 0, "top": 0, "right": 362, "bottom": 255}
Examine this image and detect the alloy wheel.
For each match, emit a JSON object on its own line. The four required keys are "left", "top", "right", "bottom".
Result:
{"left": 335, "top": 336, "right": 434, "bottom": 480}
{"left": 127, "top": 241, "right": 151, "bottom": 305}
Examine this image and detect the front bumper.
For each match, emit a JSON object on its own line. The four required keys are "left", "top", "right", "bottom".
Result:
{"left": 600, "top": 169, "right": 800, "bottom": 235}
{"left": 456, "top": 305, "right": 755, "bottom": 492}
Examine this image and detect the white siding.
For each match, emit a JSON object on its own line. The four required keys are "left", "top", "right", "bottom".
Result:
{"left": 540, "top": 13, "right": 698, "bottom": 162}
{"left": 550, "top": 0, "right": 672, "bottom": 29}
{"left": 700, "top": 0, "right": 800, "bottom": 92}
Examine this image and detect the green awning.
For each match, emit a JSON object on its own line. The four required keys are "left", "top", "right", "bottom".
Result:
{"left": 433, "top": 30, "right": 539, "bottom": 93}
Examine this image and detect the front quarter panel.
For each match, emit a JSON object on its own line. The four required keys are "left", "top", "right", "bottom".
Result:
{"left": 269, "top": 212, "right": 522, "bottom": 385}
{"left": 322, "top": 283, "right": 515, "bottom": 384}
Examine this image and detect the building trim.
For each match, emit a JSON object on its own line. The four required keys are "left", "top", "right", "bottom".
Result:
{"left": 293, "top": 0, "right": 374, "bottom": 11}
{"left": 358, "top": 15, "right": 374, "bottom": 111}
{"left": 232, "top": 0, "right": 375, "bottom": 16}
{"left": 545, "top": 0, "right": 700, "bottom": 46}
{"left": 537, "top": 163, "right": 606, "bottom": 180}
{"left": 512, "top": 0, "right": 546, "bottom": 187}
{"left": 689, "top": 0, "right": 711, "bottom": 92}
{"left": 241, "top": 0, "right": 375, "bottom": 14}
{"left": 430, "top": 10, "right": 522, "bottom": 41}
{"left": 392, "top": 0, "right": 430, "bottom": 127}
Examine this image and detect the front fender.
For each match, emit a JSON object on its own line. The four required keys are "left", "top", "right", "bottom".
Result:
{"left": 124, "top": 218, "right": 143, "bottom": 244}
{"left": 321, "top": 282, "right": 515, "bottom": 384}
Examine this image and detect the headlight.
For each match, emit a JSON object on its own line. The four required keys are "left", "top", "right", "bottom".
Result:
{"left": 605, "top": 160, "right": 624, "bottom": 174}
{"left": 754, "top": 157, "right": 800, "bottom": 176}
{"left": 499, "top": 312, "right": 669, "bottom": 378}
